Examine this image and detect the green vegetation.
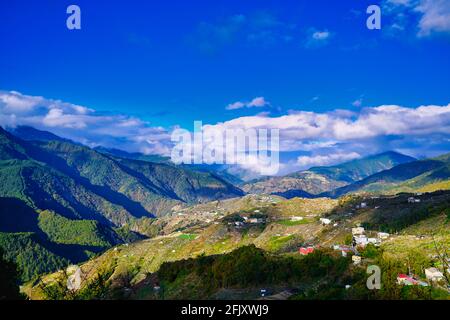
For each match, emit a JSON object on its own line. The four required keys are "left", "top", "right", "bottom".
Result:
{"left": 3, "top": 127, "right": 450, "bottom": 300}
{"left": 24, "top": 190, "right": 450, "bottom": 300}
{"left": 309, "top": 151, "right": 416, "bottom": 183}
{"left": 113, "top": 226, "right": 146, "bottom": 243}
{"left": 156, "top": 245, "right": 350, "bottom": 299}
{"left": 328, "top": 153, "right": 450, "bottom": 197}
{"left": 0, "top": 247, "right": 24, "bottom": 300}
{"left": 243, "top": 151, "right": 415, "bottom": 197}
{"left": 38, "top": 210, "right": 116, "bottom": 247}
{"left": 0, "top": 126, "right": 242, "bottom": 224}
{"left": 0, "top": 232, "right": 67, "bottom": 282}
{"left": 362, "top": 192, "right": 450, "bottom": 233}
{"left": 265, "top": 235, "right": 303, "bottom": 252}
{"left": 0, "top": 126, "right": 244, "bottom": 284}
{"left": 37, "top": 267, "right": 114, "bottom": 300}
{"left": 179, "top": 234, "right": 197, "bottom": 240}
{"left": 292, "top": 244, "right": 448, "bottom": 300}
{"left": 276, "top": 219, "right": 311, "bottom": 226}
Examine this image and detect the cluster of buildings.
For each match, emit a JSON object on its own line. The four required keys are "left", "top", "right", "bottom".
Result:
{"left": 254, "top": 195, "right": 279, "bottom": 204}
{"left": 397, "top": 274, "right": 429, "bottom": 286}
{"left": 332, "top": 245, "right": 354, "bottom": 257}
{"left": 397, "top": 267, "right": 447, "bottom": 286}
{"left": 351, "top": 227, "right": 389, "bottom": 248}
{"left": 325, "top": 227, "right": 392, "bottom": 265}
{"left": 228, "top": 210, "right": 267, "bottom": 229}
{"left": 231, "top": 217, "right": 265, "bottom": 228}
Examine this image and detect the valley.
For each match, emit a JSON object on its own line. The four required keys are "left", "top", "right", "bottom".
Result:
{"left": 23, "top": 191, "right": 450, "bottom": 300}
{"left": 0, "top": 126, "right": 449, "bottom": 300}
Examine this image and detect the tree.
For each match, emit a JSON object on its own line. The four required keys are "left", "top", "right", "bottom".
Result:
{"left": 0, "top": 247, "right": 24, "bottom": 300}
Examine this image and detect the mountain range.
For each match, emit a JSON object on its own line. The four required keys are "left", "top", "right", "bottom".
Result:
{"left": 0, "top": 126, "right": 243, "bottom": 280}
{"left": 324, "top": 152, "right": 450, "bottom": 197}
{"left": 242, "top": 151, "right": 417, "bottom": 198}
{"left": 1, "top": 125, "right": 450, "bottom": 284}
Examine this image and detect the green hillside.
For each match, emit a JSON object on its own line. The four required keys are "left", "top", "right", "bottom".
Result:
{"left": 0, "top": 126, "right": 243, "bottom": 221}
{"left": 242, "top": 151, "right": 415, "bottom": 197}
{"left": 0, "top": 232, "right": 68, "bottom": 282}
{"left": 326, "top": 153, "right": 450, "bottom": 197}
{"left": 37, "top": 210, "right": 120, "bottom": 247}
{"left": 95, "top": 146, "right": 244, "bottom": 186}
{"left": 0, "top": 196, "right": 125, "bottom": 281}
{"left": 0, "top": 126, "right": 243, "bottom": 282}
{"left": 26, "top": 191, "right": 450, "bottom": 300}
{"left": 307, "top": 151, "right": 416, "bottom": 183}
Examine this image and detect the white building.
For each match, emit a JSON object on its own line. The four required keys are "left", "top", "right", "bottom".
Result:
{"left": 352, "top": 227, "right": 365, "bottom": 235}
{"left": 320, "top": 218, "right": 332, "bottom": 225}
{"left": 377, "top": 232, "right": 390, "bottom": 240}
{"left": 425, "top": 268, "right": 445, "bottom": 282}
{"left": 291, "top": 216, "right": 304, "bottom": 222}
{"left": 354, "top": 235, "right": 369, "bottom": 247}
{"left": 360, "top": 202, "right": 367, "bottom": 208}
{"left": 248, "top": 218, "right": 264, "bottom": 224}
{"left": 408, "top": 197, "right": 421, "bottom": 203}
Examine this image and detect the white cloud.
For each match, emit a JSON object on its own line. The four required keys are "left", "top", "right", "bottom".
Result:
{"left": 226, "top": 101, "right": 245, "bottom": 110}
{"left": 416, "top": 0, "right": 450, "bottom": 36}
{"left": 384, "top": 0, "right": 450, "bottom": 36}
{"left": 386, "top": 0, "right": 414, "bottom": 7}
{"left": 297, "top": 152, "right": 361, "bottom": 168}
{"left": 0, "top": 90, "right": 172, "bottom": 156}
{"left": 0, "top": 92, "right": 43, "bottom": 113}
{"left": 352, "top": 99, "right": 363, "bottom": 107}
{"left": 204, "top": 102, "right": 450, "bottom": 174}
{"left": 305, "top": 29, "right": 332, "bottom": 48}
{"left": 1, "top": 90, "right": 450, "bottom": 176}
{"left": 214, "top": 103, "right": 450, "bottom": 143}
{"left": 226, "top": 96, "right": 269, "bottom": 110}
{"left": 312, "top": 31, "right": 330, "bottom": 40}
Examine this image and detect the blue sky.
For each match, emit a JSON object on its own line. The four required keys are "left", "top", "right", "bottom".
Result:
{"left": 1, "top": 0, "right": 450, "bottom": 176}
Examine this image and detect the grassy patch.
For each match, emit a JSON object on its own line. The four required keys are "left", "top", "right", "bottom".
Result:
{"left": 266, "top": 235, "right": 296, "bottom": 251}
{"left": 276, "top": 219, "right": 311, "bottom": 226}
{"left": 178, "top": 234, "right": 197, "bottom": 241}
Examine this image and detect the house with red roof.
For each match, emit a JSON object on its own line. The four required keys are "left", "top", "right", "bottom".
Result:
{"left": 397, "top": 274, "right": 417, "bottom": 285}
{"left": 299, "top": 247, "right": 315, "bottom": 255}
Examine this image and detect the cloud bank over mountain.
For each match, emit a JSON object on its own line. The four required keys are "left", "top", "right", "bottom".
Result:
{"left": 0, "top": 91, "right": 172, "bottom": 156}
{"left": 1, "top": 90, "right": 449, "bottom": 175}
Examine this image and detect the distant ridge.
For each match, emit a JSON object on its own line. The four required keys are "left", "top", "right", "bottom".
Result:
{"left": 324, "top": 152, "right": 450, "bottom": 197}
{"left": 242, "top": 151, "right": 416, "bottom": 197}
{"left": 7, "top": 125, "right": 73, "bottom": 143}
